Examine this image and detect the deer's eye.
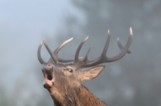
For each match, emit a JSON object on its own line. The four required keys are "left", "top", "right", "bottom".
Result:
{"left": 64, "top": 68, "right": 73, "bottom": 73}
{"left": 63, "top": 67, "right": 75, "bottom": 76}
{"left": 68, "top": 68, "right": 73, "bottom": 73}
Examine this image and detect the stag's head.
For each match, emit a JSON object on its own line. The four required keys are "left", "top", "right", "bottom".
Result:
{"left": 37, "top": 28, "right": 133, "bottom": 103}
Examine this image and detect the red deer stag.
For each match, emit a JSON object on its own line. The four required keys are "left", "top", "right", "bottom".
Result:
{"left": 37, "top": 27, "right": 133, "bottom": 106}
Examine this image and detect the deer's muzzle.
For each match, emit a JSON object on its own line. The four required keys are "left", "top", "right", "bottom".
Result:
{"left": 42, "top": 69, "right": 55, "bottom": 89}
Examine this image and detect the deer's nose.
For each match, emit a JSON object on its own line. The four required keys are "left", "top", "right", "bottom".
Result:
{"left": 43, "top": 83, "right": 49, "bottom": 89}
{"left": 45, "top": 64, "right": 53, "bottom": 70}
{"left": 43, "top": 79, "right": 54, "bottom": 89}
{"left": 43, "top": 72, "right": 55, "bottom": 89}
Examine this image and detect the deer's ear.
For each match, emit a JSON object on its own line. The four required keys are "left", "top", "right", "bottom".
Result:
{"left": 79, "top": 65, "right": 105, "bottom": 81}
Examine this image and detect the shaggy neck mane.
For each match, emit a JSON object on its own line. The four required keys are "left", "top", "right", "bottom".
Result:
{"left": 51, "top": 85, "right": 106, "bottom": 106}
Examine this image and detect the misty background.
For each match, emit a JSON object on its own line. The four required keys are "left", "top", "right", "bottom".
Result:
{"left": 0, "top": 0, "right": 161, "bottom": 106}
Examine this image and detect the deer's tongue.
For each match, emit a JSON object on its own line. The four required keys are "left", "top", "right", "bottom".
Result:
{"left": 43, "top": 72, "right": 55, "bottom": 89}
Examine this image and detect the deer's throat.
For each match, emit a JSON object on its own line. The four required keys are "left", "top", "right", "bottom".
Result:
{"left": 50, "top": 85, "right": 106, "bottom": 106}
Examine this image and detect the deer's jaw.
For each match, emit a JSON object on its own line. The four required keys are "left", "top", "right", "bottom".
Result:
{"left": 42, "top": 70, "right": 76, "bottom": 103}
{"left": 43, "top": 71, "right": 64, "bottom": 103}
{"left": 43, "top": 70, "right": 54, "bottom": 89}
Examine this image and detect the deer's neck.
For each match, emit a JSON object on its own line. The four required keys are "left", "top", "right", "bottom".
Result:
{"left": 77, "top": 86, "right": 106, "bottom": 106}
{"left": 51, "top": 85, "right": 106, "bottom": 106}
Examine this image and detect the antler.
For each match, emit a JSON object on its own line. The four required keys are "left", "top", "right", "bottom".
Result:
{"left": 37, "top": 41, "right": 47, "bottom": 64}
{"left": 37, "top": 38, "right": 74, "bottom": 65}
{"left": 38, "top": 27, "right": 133, "bottom": 69}
{"left": 72, "top": 27, "right": 133, "bottom": 68}
{"left": 117, "top": 37, "right": 131, "bottom": 54}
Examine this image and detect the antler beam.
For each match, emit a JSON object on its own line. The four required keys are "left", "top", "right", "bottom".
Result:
{"left": 37, "top": 27, "right": 133, "bottom": 69}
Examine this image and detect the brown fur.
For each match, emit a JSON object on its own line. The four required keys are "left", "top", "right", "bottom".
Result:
{"left": 49, "top": 84, "right": 106, "bottom": 106}
{"left": 41, "top": 65, "right": 107, "bottom": 106}
{"left": 77, "top": 86, "right": 106, "bottom": 106}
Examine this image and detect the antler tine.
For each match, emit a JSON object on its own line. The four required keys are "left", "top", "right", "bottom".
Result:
{"left": 53, "top": 37, "right": 74, "bottom": 63}
{"left": 54, "top": 37, "right": 74, "bottom": 56}
{"left": 83, "top": 48, "right": 91, "bottom": 62}
{"left": 83, "top": 29, "right": 110, "bottom": 66}
{"left": 74, "top": 36, "right": 89, "bottom": 63}
{"left": 105, "top": 27, "right": 133, "bottom": 62}
{"left": 37, "top": 40, "right": 47, "bottom": 64}
{"left": 43, "top": 41, "right": 58, "bottom": 64}
{"left": 117, "top": 37, "right": 131, "bottom": 54}
{"left": 101, "top": 29, "right": 111, "bottom": 57}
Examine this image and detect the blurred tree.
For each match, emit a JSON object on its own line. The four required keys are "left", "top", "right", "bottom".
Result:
{"left": 36, "top": 0, "right": 161, "bottom": 106}
{"left": 0, "top": 87, "right": 10, "bottom": 106}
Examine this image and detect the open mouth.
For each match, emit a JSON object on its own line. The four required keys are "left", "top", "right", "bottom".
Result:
{"left": 42, "top": 70, "right": 54, "bottom": 89}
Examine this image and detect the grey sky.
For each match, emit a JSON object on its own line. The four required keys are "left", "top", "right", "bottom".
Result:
{"left": 0, "top": 0, "right": 81, "bottom": 94}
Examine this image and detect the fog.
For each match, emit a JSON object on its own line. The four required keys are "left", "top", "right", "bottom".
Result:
{"left": 0, "top": 0, "right": 161, "bottom": 106}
